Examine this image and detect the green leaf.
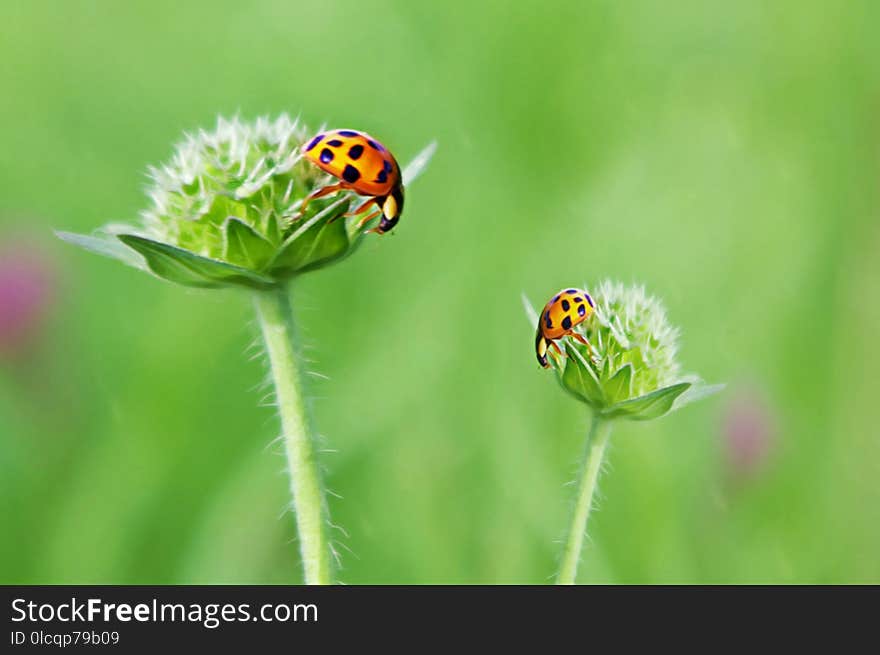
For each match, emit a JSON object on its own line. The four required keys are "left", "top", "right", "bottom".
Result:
{"left": 603, "top": 382, "right": 691, "bottom": 421}
{"left": 402, "top": 141, "right": 438, "bottom": 186}
{"left": 270, "top": 217, "right": 350, "bottom": 276}
{"left": 521, "top": 293, "right": 539, "bottom": 326}
{"left": 560, "top": 341, "right": 605, "bottom": 406}
{"left": 603, "top": 363, "right": 633, "bottom": 404}
{"left": 117, "top": 234, "right": 275, "bottom": 289}
{"left": 268, "top": 199, "right": 352, "bottom": 277}
{"left": 673, "top": 383, "right": 725, "bottom": 410}
{"left": 223, "top": 218, "right": 275, "bottom": 270}
{"left": 56, "top": 230, "right": 147, "bottom": 271}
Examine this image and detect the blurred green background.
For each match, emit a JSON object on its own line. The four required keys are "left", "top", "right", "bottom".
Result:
{"left": 1, "top": 0, "right": 878, "bottom": 584}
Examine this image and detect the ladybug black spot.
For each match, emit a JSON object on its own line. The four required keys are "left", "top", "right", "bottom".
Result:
{"left": 306, "top": 135, "right": 323, "bottom": 151}
{"left": 375, "top": 169, "right": 388, "bottom": 184}
{"left": 562, "top": 316, "right": 572, "bottom": 330}
{"left": 342, "top": 164, "right": 361, "bottom": 183}
{"left": 545, "top": 314, "right": 552, "bottom": 329}
{"left": 566, "top": 289, "right": 578, "bottom": 295}
{"left": 367, "top": 139, "right": 384, "bottom": 151}
{"left": 383, "top": 160, "right": 393, "bottom": 173}
{"left": 327, "top": 139, "right": 343, "bottom": 147}
{"left": 561, "top": 299, "right": 570, "bottom": 312}
{"left": 320, "top": 148, "right": 334, "bottom": 164}
{"left": 585, "top": 294, "right": 595, "bottom": 308}
{"left": 337, "top": 130, "right": 359, "bottom": 137}
{"left": 348, "top": 144, "right": 364, "bottom": 160}
{"left": 552, "top": 294, "right": 560, "bottom": 303}
{"left": 578, "top": 304, "right": 586, "bottom": 317}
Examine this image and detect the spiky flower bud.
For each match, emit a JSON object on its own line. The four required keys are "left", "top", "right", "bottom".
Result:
{"left": 59, "top": 114, "right": 434, "bottom": 289}
{"left": 526, "top": 280, "right": 721, "bottom": 421}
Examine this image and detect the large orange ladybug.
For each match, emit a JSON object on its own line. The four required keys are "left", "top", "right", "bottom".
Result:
{"left": 300, "top": 129, "right": 404, "bottom": 234}
{"left": 535, "top": 288, "right": 595, "bottom": 368}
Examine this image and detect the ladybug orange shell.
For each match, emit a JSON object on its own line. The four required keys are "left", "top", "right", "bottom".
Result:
{"left": 302, "top": 129, "right": 400, "bottom": 196}
{"left": 535, "top": 288, "right": 595, "bottom": 368}
{"left": 300, "top": 129, "right": 404, "bottom": 234}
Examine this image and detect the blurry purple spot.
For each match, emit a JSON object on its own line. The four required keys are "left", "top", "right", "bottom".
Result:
{"left": 722, "top": 390, "right": 777, "bottom": 481}
{"left": 0, "top": 242, "right": 55, "bottom": 357}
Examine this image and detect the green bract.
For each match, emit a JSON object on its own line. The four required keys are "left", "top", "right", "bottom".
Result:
{"left": 525, "top": 280, "right": 722, "bottom": 421}
{"left": 59, "top": 115, "right": 436, "bottom": 289}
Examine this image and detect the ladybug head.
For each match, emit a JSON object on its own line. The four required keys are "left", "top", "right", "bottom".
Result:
{"left": 535, "top": 332, "right": 551, "bottom": 369}
{"left": 371, "top": 186, "right": 405, "bottom": 234}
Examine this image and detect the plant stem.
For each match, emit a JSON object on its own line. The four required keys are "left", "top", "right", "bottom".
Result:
{"left": 253, "top": 285, "right": 332, "bottom": 585}
{"left": 557, "top": 415, "right": 613, "bottom": 584}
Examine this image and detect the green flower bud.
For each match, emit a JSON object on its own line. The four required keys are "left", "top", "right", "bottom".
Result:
{"left": 59, "top": 115, "right": 435, "bottom": 289}
{"left": 525, "top": 280, "right": 722, "bottom": 421}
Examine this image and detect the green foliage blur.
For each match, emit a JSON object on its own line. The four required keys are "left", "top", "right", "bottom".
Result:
{"left": 1, "top": 0, "right": 878, "bottom": 584}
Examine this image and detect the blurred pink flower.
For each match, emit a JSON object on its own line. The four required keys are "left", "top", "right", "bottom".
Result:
{"left": 722, "top": 389, "right": 777, "bottom": 481}
{"left": 0, "top": 241, "right": 54, "bottom": 357}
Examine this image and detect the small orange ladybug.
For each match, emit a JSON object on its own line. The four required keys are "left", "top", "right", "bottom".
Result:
{"left": 300, "top": 129, "right": 404, "bottom": 234}
{"left": 535, "top": 288, "right": 595, "bottom": 368}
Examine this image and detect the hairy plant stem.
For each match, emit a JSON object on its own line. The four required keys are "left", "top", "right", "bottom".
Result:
{"left": 557, "top": 415, "right": 613, "bottom": 584}
{"left": 253, "top": 285, "right": 332, "bottom": 585}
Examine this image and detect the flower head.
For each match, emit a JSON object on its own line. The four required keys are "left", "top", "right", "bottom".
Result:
{"left": 525, "top": 280, "right": 721, "bottom": 421}
{"left": 59, "top": 114, "right": 435, "bottom": 289}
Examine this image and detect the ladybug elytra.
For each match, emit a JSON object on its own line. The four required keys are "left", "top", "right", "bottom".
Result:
{"left": 535, "top": 288, "right": 595, "bottom": 368}
{"left": 300, "top": 129, "right": 404, "bottom": 234}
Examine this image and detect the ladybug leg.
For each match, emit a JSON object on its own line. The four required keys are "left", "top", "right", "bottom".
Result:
{"left": 549, "top": 340, "right": 566, "bottom": 364}
{"left": 357, "top": 210, "right": 383, "bottom": 230}
{"left": 329, "top": 197, "right": 378, "bottom": 224}
{"left": 296, "top": 183, "right": 346, "bottom": 217}
{"left": 569, "top": 332, "right": 596, "bottom": 361}
{"left": 343, "top": 197, "right": 379, "bottom": 217}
